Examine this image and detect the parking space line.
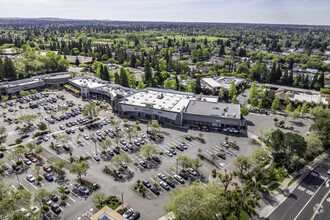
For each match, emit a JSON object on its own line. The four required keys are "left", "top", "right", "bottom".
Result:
{"left": 68, "top": 195, "right": 76, "bottom": 203}
{"left": 24, "top": 179, "right": 38, "bottom": 190}
{"left": 86, "top": 152, "right": 92, "bottom": 157}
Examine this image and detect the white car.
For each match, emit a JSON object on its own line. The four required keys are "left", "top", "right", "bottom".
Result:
{"left": 173, "top": 174, "right": 185, "bottom": 184}
{"left": 83, "top": 134, "right": 90, "bottom": 140}
{"left": 26, "top": 174, "right": 36, "bottom": 182}
{"left": 327, "top": 169, "right": 330, "bottom": 175}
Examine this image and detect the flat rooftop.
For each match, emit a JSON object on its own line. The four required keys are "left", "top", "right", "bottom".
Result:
{"left": 70, "top": 76, "right": 108, "bottom": 89}
{"left": 120, "top": 88, "right": 217, "bottom": 113}
{"left": 202, "top": 76, "right": 245, "bottom": 90}
{"left": 185, "top": 100, "right": 241, "bottom": 119}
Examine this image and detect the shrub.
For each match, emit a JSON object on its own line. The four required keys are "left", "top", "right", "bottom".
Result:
{"left": 37, "top": 176, "right": 43, "bottom": 181}
{"left": 153, "top": 183, "right": 159, "bottom": 188}
{"left": 159, "top": 152, "right": 164, "bottom": 155}
{"left": 134, "top": 162, "right": 139, "bottom": 166}
{"left": 123, "top": 118, "right": 128, "bottom": 123}
{"left": 0, "top": 168, "right": 4, "bottom": 174}
{"left": 42, "top": 205, "right": 50, "bottom": 212}
{"left": 16, "top": 160, "right": 23, "bottom": 165}
{"left": 61, "top": 194, "right": 68, "bottom": 200}
{"left": 15, "top": 138, "right": 23, "bottom": 144}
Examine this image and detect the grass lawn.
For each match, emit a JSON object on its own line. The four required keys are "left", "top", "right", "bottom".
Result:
{"left": 226, "top": 209, "right": 250, "bottom": 220}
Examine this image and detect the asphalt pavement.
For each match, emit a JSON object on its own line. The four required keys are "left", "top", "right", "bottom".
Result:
{"left": 268, "top": 157, "right": 330, "bottom": 220}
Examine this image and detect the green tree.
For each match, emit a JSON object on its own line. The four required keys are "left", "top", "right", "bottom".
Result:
{"left": 91, "top": 192, "right": 107, "bottom": 208}
{"left": 111, "top": 152, "right": 132, "bottom": 167}
{"left": 119, "top": 66, "right": 129, "bottom": 87}
{"left": 18, "top": 114, "right": 38, "bottom": 126}
{"left": 271, "top": 98, "right": 279, "bottom": 111}
{"left": 241, "top": 102, "right": 250, "bottom": 116}
{"left": 301, "top": 102, "right": 309, "bottom": 116}
{"left": 56, "top": 135, "right": 72, "bottom": 146}
{"left": 26, "top": 142, "right": 36, "bottom": 153}
{"left": 304, "top": 132, "right": 324, "bottom": 160}
{"left": 217, "top": 87, "right": 225, "bottom": 102}
{"left": 38, "top": 122, "right": 47, "bottom": 131}
{"left": 69, "top": 161, "right": 90, "bottom": 182}
{"left": 234, "top": 155, "right": 252, "bottom": 177}
{"left": 99, "top": 139, "right": 112, "bottom": 152}
{"left": 33, "top": 188, "right": 50, "bottom": 207}
{"left": 228, "top": 81, "right": 237, "bottom": 98}
{"left": 8, "top": 147, "right": 28, "bottom": 162}
{"left": 82, "top": 102, "right": 100, "bottom": 119}
{"left": 195, "top": 76, "right": 202, "bottom": 94}
{"left": 139, "top": 145, "right": 159, "bottom": 159}
{"left": 286, "top": 103, "right": 293, "bottom": 113}
{"left": 248, "top": 81, "right": 258, "bottom": 100}
{"left": 1, "top": 95, "right": 8, "bottom": 103}
{"left": 124, "top": 126, "right": 138, "bottom": 142}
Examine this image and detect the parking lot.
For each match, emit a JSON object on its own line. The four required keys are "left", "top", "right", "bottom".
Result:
{"left": 0, "top": 90, "right": 258, "bottom": 220}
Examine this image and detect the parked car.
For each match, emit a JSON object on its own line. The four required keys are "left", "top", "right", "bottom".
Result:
{"left": 26, "top": 174, "right": 36, "bottom": 182}
{"left": 50, "top": 204, "right": 61, "bottom": 214}
{"left": 12, "top": 164, "right": 21, "bottom": 171}
{"left": 179, "top": 172, "right": 189, "bottom": 180}
{"left": 44, "top": 173, "right": 54, "bottom": 182}
{"left": 123, "top": 208, "right": 134, "bottom": 218}
{"left": 78, "top": 127, "right": 84, "bottom": 132}
{"left": 42, "top": 136, "right": 49, "bottom": 142}
{"left": 115, "top": 170, "right": 123, "bottom": 179}
{"left": 51, "top": 194, "right": 59, "bottom": 202}
{"left": 43, "top": 165, "right": 52, "bottom": 173}
{"left": 113, "top": 148, "right": 120, "bottom": 154}
{"left": 158, "top": 173, "right": 167, "bottom": 181}
{"left": 150, "top": 187, "right": 160, "bottom": 195}
{"left": 173, "top": 174, "right": 185, "bottom": 184}
{"left": 142, "top": 180, "right": 151, "bottom": 188}
{"left": 120, "top": 163, "right": 127, "bottom": 169}
{"left": 63, "top": 186, "right": 70, "bottom": 194}
{"left": 21, "top": 134, "right": 30, "bottom": 139}
{"left": 184, "top": 136, "right": 192, "bottom": 141}
{"left": 139, "top": 161, "right": 147, "bottom": 168}
{"left": 152, "top": 155, "right": 161, "bottom": 163}
{"left": 107, "top": 149, "right": 114, "bottom": 156}
{"left": 168, "top": 149, "right": 176, "bottom": 155}
{"left": 165, "top": 179, "right": 176, "bottom": 188}
{"left": 165, "top": 151, "right": 173, "bottom": 157}
{"left": 0, "top": 152, "right": 3, "bottom": 158}
{"left": 146, "top": 130, "right": 154, "bottom": 135}
{"left": 187, "top": 168, "right": 198, "bottom": 176}
{"left": 160, "top": 181, "right": 170, "bottom": 191}
{"left": 83, "top": 134, "right": 90, "bottom": 140}
{"left": 157, "top": 133, "right": 164, "bottom": 139}
{"left": 217, "top": 153, "right": 226, "bottom": 159}
{"left": 128, "top": 212, "right": 140, "bottom": 220}
{"left": 24, "top": 159, "right": 32, "bottom": 165}
{"left": 176, "top": 145, "right": 184, "bottom": 151}
{"left": 78, "top": 186, "right": 90, "bottom": 195}
{"left": 30, "top": 157, "right": 38, "bottom": 163}
{"left": 93, "top": 155, "right": 100, "bottom": 162}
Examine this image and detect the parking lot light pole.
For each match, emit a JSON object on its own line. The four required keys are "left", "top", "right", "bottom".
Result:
{"left": 94, "top": 141, "right": 98, "bottom": 156}
{"left": 121, "top": 192, "right": 124, "bottom": 210}
{"left": 48, "top": 121, "right": 50, "bottom": 138}
{"left": 176, "top": 159, "right": 178, "bottom": 174}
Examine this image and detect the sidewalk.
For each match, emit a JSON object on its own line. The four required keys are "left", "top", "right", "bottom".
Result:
{"left": 255, "top": 150, "right": 329, "bottom": 218}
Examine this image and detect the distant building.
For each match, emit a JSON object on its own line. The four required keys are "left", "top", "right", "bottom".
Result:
{"left": 0, "top": 72, "right": 70, "bottom": 95}
{"left": 201, "top": 76, "right": 246, "bottom": 93}
{"left": 83, "top": 206, "right": 126, "bottom": 220}
{"left": 275, "top": 88, "right": 329, "bottom": 106}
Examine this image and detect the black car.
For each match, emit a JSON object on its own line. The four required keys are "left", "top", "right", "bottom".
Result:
{"left": 169, "top": 149, "right": 177, "bottom": 155}
{"left": 115, "top": 170, "right": 123, "bottom": 179}
{"left": 21, "top": 134, "right": 29, "bottom": 139}
{"left": 165, "top": 179, "right": 176, "bottom": 188}
{"left": 128, "top": 212, "right": 140, "bottom": 220}
{"left": 157, "top": 133, "right": 164, "bottom": 139}
{"left": 113, "top": 148, "right": 120, "bottom": 154}
{"left": 51, "top": 194, "right": 59, "bottom": 202}
{"left": 176, "top": 145, "right": 184, "bottom": 151}
{"left": 51, "top": 204, "right": 61, "bottom": 214}
{"left": 146, "top": 130, "right": 154, "bottom": 135}
{"left": 139, "top": 161, "right": 147, "bottom": 168}
{"left": 142, "top": 180, "right": 151, "bottom": 188}
{"left": 150, "top": 187, "right": 160, "bottom": 195}
{"left": 63, "top": 145, "right": 71, "bottom": 151}
{"left": 0, "top": 152, "right": 4, "bottom": 158}
{"left": 184, "top": 136, "right": 192, "bottom": 141}
{"left": 65, "top": 129, "right": 71, "bottom": 134}
{"left": 179, "top": 172, "right": 189, "bottom": 180}
{"left": 152, "top": 156, "right": 161, "bottom": 163}
{"left": 78, "top": 127, "right": 84, "bottom": 132}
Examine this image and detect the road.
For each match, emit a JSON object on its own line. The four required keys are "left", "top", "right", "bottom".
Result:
{"left": 268, "top": 157, "right": 330, "bottom": 220}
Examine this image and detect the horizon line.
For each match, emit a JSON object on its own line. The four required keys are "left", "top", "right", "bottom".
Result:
{"left": 0, "top": 16, "right": 329, "bottom": 27}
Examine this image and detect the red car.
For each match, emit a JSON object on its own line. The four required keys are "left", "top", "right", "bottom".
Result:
{"left": 30, "top": 157, "right": 38, "bottom": 163}
{"left": 149, "top": 135, "right": 156, "bottom": 140}
{"left": 217, "top": 153, "right": 226, "bottom": 160}
{"left": 12, "top": 164, "right": 21, "bottom": 171}
{"left": 43, "top": 165, "right": 52, "bottom": 173}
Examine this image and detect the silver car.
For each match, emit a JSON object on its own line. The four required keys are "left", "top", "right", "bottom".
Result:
{"left": 26, "top": 174, "right": 36, "bottom": 182}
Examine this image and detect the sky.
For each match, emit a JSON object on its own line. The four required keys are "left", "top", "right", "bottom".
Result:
{"left": 0, "top": 0, "right": 329, "bottom": 25}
